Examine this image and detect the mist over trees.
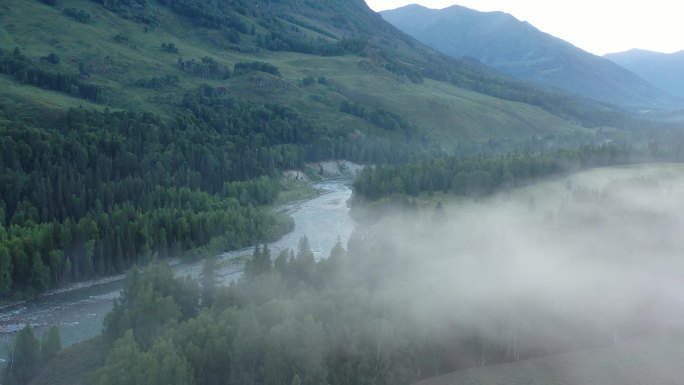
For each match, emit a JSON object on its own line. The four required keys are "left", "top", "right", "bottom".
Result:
{"left": 3, "top": 325, "right": 61, "bottom": 385}
{"left": 86, "top": 165, "right": 684, "bottom": 385}
{"left": 353, "top": 146, "right": 628, "bottom": 200}
{"left": 4, "top": 1, "right": 684, "bottom": 384}
{"left": 354, "top": 129, "right": 684, "bottom": 203}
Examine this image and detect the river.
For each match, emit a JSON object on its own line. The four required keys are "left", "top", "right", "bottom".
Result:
{"left": 0, "top": 179, "right": 355, "bottom": 364}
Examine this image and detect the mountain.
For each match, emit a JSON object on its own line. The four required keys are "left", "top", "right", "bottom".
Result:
{"left": 0, "top": 0, "right": 630, "bottom": 145}
{"left": 0, "top": 0, "right": 644, "bottom": 299}
{"left": 605, "top": 49, "right": 684, "bottom": 100}
{"left": 380, "top": 4, "right": 680, "bottom": 109}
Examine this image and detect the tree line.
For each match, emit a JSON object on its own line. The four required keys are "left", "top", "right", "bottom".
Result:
{"left": 77, "top": 226, "right": 635, "bottom": 385}
{"left": 3, "top": 325, "right": 61, "bottom": 385}
{"left": 0, "top": 85, "right": 314, "bottom": 298}
{"left": 0, "top": 77, "right": 437, "bottom": 299}
{"left": 177, "top": 57, "right": 232, "bottom": 79}
{"left": 0, "top": 47, "right": 104, "bottom": 102}
{"left": 340, "top": 100, "right": 419, "bottom": 136}
{"left": 353, "top": 121, "right": 684, "bottom": 203}
{"left": 353, "top": 145, "right": 635, "bottom": 201}
{"left": 233, "top": 61, "right": 281, "bottom": 77}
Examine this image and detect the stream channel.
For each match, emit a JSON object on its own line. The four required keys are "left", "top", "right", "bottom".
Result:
{"left": 0, "top": 179, "right": 355, "bottom": 364}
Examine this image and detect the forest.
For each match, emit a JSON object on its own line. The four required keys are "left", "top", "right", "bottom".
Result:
{"left": 3, "top": 1, "right": 684, "bottom": 385}
{"left": 16, "top": 207, "right": 668, "bottom": 385}
{"left": 353, "top": 125, "right": 684, "bottom": 202}
{"left": 0, "top": 69, "right": 440, "bottom": 299}
{"left": 353, "top": 146, "right": 632, "bottom": 201}
{"left": 0, "top": 48, "right": 104, "bottom": 103}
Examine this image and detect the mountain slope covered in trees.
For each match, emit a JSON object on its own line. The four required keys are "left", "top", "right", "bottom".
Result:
{"left": 380, "top": 4, "right": 680, "bottom": 109}
{"left": 0, "top": 0, "right": 657, "bottom": 300}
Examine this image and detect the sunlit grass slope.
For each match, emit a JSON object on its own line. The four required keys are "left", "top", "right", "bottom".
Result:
{"left": 0, "top": 0, "right": 585, "bottom": 146}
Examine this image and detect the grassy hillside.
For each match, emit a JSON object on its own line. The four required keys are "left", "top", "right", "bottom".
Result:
{"left": 0, "top": 0, "right": 604, "bottom": 146}
{"left": 414, "top": 330, "right": 684, "bottom": 385}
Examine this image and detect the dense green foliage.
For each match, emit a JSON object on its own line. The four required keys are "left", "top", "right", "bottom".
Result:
{"left": 63, "top": 8, "right": 92, "bottom": 23}
{"left": 40, "top": 326, "right": 62, "bottom": 364}
{"left": 97, "top": 331, "right": 196, "bottom": 385}
{"left": 354, "top": 146, "right": 632, "bottom": 200}
{"left": 3, "top": 325, "right": 61, "bottom": 385}
{"left": 0, "top": 68, "right": 436, "bottom": 298}
{"left": 177, "top": 57, "right": 232, "bottom": 80}
{"left": 340, "top": 100, "right": 419, "bottom": 136}
{"left": 0, "top": 48, "right": 103, "bottom": 102}
{"left": 233, "top": 62, "right": 281, "bottom": 77}
{"left": 161, "top": 42, "right": 180, "bottom": 53}
{"left": 88, "top": 0, "right": 156, "bottom": 24}
{"left": 153, "top": 0, "right": 371, "bottom": 56}
{"left": 100, "top": 241, "right": 441, "bottom": 385}
{"left": 0, "top": 88, "right": 329, "bottom": 296}
{"left": 89, "top": 222, "right": 641, "bottom": 385}
{"left": 157, "top": 0, "right": 248, "bottom": 32}
{"left": 353, "top": 124, "right": 684, "bottom": 202}
{"left": 255, "top": 32, "right": 345, "bottom": 56}
{"left": 4, "top": 325, "right": 40, "bottom": 385}
{"left": 180, "top": 85, "right": 436, "bottom": 165}
{"left": 132, "top": 74, "right": 179, "bottom": 90}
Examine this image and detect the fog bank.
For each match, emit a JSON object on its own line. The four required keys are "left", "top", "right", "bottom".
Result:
{"left": 356, "top": 164, "right": 684, "bottom": 357}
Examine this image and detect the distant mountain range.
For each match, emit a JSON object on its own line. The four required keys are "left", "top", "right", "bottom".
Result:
{"left": 605, "top": 49, "right": 684, "bottom": 100}
{"left": 381, "top": 4, "right": 680, "bottom": 109}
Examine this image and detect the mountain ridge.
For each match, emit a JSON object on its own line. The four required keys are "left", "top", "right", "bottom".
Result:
{"left": 380, "top": 3, "right": 680, "bottom": 109}
{"left": 605, "top": 49, "right": 684, "bottom": 100}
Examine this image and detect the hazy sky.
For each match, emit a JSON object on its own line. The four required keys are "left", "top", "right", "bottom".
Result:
{"left": 364, "top": 0, "right": 683, "bottom": 55}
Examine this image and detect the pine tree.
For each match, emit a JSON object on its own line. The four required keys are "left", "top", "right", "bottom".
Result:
{"left": 246, "top": 243, "right": 272, "bottom": 277}
{"left": 201, "top": 256, "right": 217, "bottom": 307}
{"left": 329, "top": 238, "right": 345, "bottom": 260}
{"left": 5, "top": 325, "right": 40, "bottom": 385}
{"left": 40, "top": 326, "right": 61, "bottom": 363}
{"left": 273, "top": 249, "right": 290, "bottom": 277}
{"left": 294, "top": 236, "right": 315, "bottom": 282}
{"left": 256, "top": 243, "right": 272, "bottom": 275}
{"left": 29, "top": 253, "right": 50, "bottom": 294}
{"left": 0, "top": 245, "right": 12, "bottom": 302}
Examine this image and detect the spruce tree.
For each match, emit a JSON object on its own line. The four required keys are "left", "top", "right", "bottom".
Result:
{"left": 40, "top": 326, "right": 61, "bottom": 363}
{"left": 5, "top": 325, "right": 40, "bottom": 385}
